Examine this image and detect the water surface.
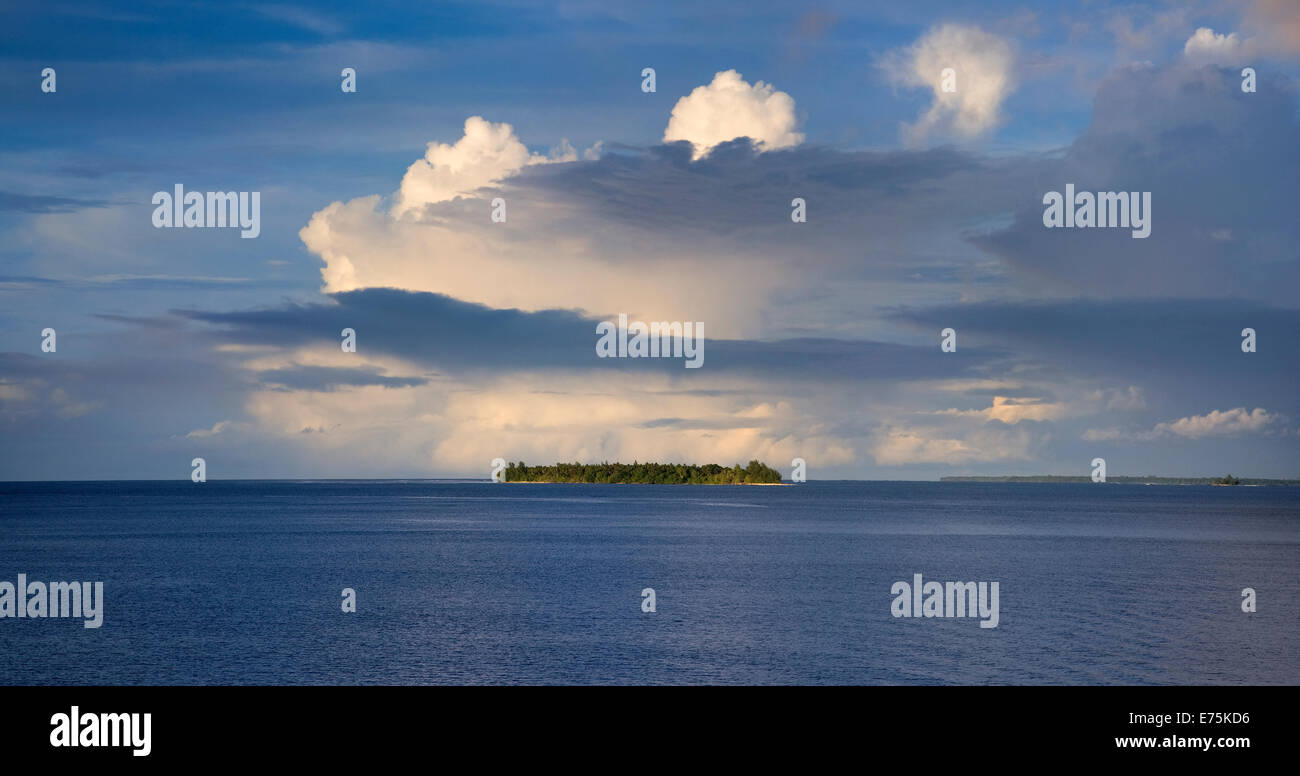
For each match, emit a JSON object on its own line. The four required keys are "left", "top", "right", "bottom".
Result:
{"left": 0, "top": 480, "right": 1295, "bottom": 685}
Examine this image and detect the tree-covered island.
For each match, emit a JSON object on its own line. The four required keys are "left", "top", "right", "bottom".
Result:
{"left": 504, "top": 460, "right": 785, "bottom": 484}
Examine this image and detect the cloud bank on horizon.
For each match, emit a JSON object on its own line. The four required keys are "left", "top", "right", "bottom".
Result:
{"left": 2, "top": 0, "right": 1299, "bottom": 480}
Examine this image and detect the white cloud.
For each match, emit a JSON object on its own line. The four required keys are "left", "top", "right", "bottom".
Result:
{"left": 393, "top": 116, "right": 580, "bottom": 217}
{"left": 663, "top": 70, "right": 803, "bottom": 160}
{"left": 1154, "top": 407, "right": 1282, "bottom": 438}
{"left": 882, "top": 24, "right": 1016, "bottom": 145}
{"left": 1183, "top": 27, "right": 1254, "bottom": 66}
{"left": 186, "top": 420, "right": 235, "bottom": 438}
{"left": 298, "top": 191, "right": 775, "bottom": 337}
{"left": 1084, "top": 407, "right": 1284, "bottom": 441}
{"left": 933, "top": 396, "right": 1068, "bottom": 424}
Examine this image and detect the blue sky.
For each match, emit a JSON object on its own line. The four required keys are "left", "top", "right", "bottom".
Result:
{"left": 2, "top": 0, "right": 1299, "bottom": 479}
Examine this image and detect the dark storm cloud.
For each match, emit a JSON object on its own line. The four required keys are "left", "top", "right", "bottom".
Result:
{"left": 167, "top": 287, "right": 1004, "bottom": 381}
{"left": 508, "top": 138, "right": 1031, "bottom": 252}
{"left": 888, "top": 298, "right": 1297, "bottom": 372}
{"left": 887, "top": 297, "right": 1300, "bottom": 416}
{"left": 975, "top": 63, "right": 1300, "bottom": 302}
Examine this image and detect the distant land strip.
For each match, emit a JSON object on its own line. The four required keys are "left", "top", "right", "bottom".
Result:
{"left": 940, "top": 475, "right": 1300, "bottom": 486}
{"left": 504, "top": 460, "right": 785, "bottom": 484}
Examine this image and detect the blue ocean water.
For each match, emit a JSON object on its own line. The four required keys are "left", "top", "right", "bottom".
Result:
{"left": 0, "top": 480, "right": 1296, "bottom": 685}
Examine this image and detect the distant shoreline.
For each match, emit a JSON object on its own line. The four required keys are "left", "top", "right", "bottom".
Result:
{"left": 941, "top": 476, "right": 1300, "bottom": 486}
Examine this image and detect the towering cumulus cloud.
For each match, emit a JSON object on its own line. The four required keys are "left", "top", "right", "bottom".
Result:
{"left": 662, "top": 70, "right": 803, "bottom": 160}
{"left": 297, "top": 77, "right": 809, "bottom": 334}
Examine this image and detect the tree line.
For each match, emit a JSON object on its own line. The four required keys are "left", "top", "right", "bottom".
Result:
{"left": 504, "top": 460, "right": 783, "bottom": 484}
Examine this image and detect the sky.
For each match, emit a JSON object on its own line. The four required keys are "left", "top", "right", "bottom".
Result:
{"left": 2, "top": 0, "right": 1299, "bottom": 480}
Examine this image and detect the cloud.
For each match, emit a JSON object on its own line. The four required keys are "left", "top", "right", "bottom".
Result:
{"left": 882, "top": 24, "right": 1016, "bottom": 145}
{"left": 662, "top": 70, "right": 803, "bottom": 160}
{"left": 169, "top": 287, "right": 1002, "bottom": 382}
{"left": 41, "top": 287, "right": 1014, "bottom": 478}
{"left": 186, "top": 420, "right": 235, "bottom": 438}
{"left": 887, "top": 298, "right": 1300, "bottom": 389}
{"left": 1183, "top": 28, "right": 1254, "bottom": 66}
{"left": 229, "top": 371, "right": 857, "bottom": 475}
{"left": 974, "top": 62, "right": 1300, "bottom": 302}
{"left": 84, "top": 292, "right": 883, "bottom": 477}
{"left": 299, "top": 135, "right": 1034, "bottom": 339}
{"left": 393, "top": 116, "right": 581, "bottom": 217}
{"left": 871, "top": 425, "right": 1037, "bottom": 465}
{"left": 1085, "top": 407, "right": 1285, "bottom": 442}
{"left": 934, "top": 395, "right": 1069, "bottom": 424}
{"left": 1153, "top": 407, "right": 1283, "bottom": 438}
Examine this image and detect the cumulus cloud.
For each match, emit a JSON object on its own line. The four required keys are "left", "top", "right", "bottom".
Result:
{"left": 299, "top": 134, "right": 1028, "bottom": 338}
{"left": 1084, "top": 407, "right": 1285, "bottom": 442}
{"left": 662, "top": 70, "right": 803, "bottom": 160}
{"left": 1154, "top": 407, "right": 1283, "bottom": 438}
{"left": 393, "top": 116, "right": 582, "bottom": 217}
{"left": 882, "top": 24, "right": 1016, "bottom": 145}
{"left": 1183, "top": 27, "right": 1254, "bottom": 66}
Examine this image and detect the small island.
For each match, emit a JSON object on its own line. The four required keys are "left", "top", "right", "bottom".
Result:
{"left": 504, "top": 460, "right": 785, "bottom": 484}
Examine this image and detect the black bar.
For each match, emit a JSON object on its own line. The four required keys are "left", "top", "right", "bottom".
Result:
{"left": 0, "top": 686, "right": 1282, "bottom": 764}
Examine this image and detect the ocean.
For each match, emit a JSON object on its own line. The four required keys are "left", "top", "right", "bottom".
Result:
{"left": 0, "top": 480, "right": 1296, "bottom": 685}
